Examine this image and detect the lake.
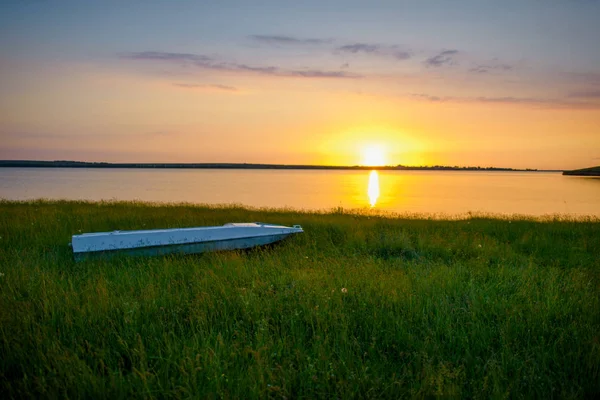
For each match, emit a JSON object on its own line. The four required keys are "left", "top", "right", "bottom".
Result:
{"left": 1, "top": 168, "right": 599, "bottom": 217}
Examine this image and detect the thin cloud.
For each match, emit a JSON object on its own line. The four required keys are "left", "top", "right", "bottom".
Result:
{"left": 249, "top": 34, "right": 330, "bottom": 45}
{"left": 204, "top": 84, "right": 237, "bottom": 91}
{"left": 336, "top": 43, "right": 411, "bottom": 60}
{"left": 475, "top": 96, "right": 549, "bottom": 104}
{"left": 122, "top": 51, "right": 362, "bottom": 79}
{"left": 3, "top": 130, "right": 177, "bottom": 140}
{"left": 411, "top": 93, "right": 600, "bottom": 109}
{"left": 121, "top": 51, "right": 211, "bottom": 64}
{"left": 173, "top": 83, "right": 238, "bottom": 91}
{"left": 475, "top": 96, "right": 598, "bottom": 108}
{"left": 286, "top": 70, "right": 358, "bottom": 78}
{"left": 568, "top": 90, "right": 600, "bottom": 98}
{"left": 411, "top": 93, "right": 451, "bottom": 102}
{"left": 424, "top": 49, "right": 459, "bottom": 67}
{"left": 470, "top": 63, "right": 513, "bottom": 74}
{"left": 228, "top": 63, "right": 361, "bottom": 78}
{"left": 337, "top": 43, "right": 379, "bottom": 54}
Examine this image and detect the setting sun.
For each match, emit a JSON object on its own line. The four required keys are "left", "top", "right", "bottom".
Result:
{"left": 361, "top": 145, "right": 387, "bottom": 166}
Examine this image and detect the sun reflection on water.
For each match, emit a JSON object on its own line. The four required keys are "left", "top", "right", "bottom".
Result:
{"left": 368, "top": 170, "right": 380, "bottom": 207}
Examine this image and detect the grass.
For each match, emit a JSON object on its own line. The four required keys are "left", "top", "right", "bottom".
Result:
{"left": 0, "top": 200, "right": 599, "bottom": 399}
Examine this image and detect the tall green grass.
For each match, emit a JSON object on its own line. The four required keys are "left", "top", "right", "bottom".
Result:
{"left": 1, "top": 200, "right": 599, "bottom": 398}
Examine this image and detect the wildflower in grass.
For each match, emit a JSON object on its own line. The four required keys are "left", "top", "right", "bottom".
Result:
{"left": 478, "top": 244, "right": 482, "bottom": 248}
{"left": 341, "top": 288, "right": 348, "bottom": 293}
{"left": 0, "top": 272, "right": 4, "bottom": 277}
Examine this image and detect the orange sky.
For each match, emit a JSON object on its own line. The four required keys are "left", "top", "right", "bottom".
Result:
{"left": 1, "top": 1, "right": 599, "bottom": 170}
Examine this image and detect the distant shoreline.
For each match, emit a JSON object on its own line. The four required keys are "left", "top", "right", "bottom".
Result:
{"left": 562, "top": 166, "right": 600, "bottom": 176}
{"left": 0, "top": 160, "right": 553, "bottom": 172}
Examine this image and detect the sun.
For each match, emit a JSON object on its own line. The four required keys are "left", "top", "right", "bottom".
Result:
{"left": 361, "top": 145, "right": 387, "bottom": 166}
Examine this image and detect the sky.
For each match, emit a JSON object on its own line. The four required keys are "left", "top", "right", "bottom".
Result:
{"left": 1, "top": 0, "right": 599, "bottom": 169}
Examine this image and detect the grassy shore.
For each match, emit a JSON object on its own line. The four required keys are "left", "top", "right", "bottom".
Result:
{"left": 1, "top": 200, "right": 599, "bottom": 398}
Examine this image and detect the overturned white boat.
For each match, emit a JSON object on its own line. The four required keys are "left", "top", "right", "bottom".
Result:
{"left": 71, "top": 222, "right": 303, "bottom": 260}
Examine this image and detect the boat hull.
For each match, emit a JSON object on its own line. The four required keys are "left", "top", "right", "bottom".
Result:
{"left": 73, "top": 233, "right": 293, "bottom": 261}
{"left": 71, "top": 223, "right": 303, "bottom": 260}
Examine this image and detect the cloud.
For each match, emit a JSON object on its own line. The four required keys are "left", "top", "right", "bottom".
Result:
{"left": 121, "top": 51, "right": 211, "bottom": 64}
{"left": 424, "top": 50, "right": 460, "bottom": 67}
{"left": 336, "top": 43, "right": 411, "bottom": 60}
{"left": 410, "top": 93, "right": 600, "bottom": 109}
{"left": 470, "top": 63, "right": 513, "bottom": 74}
{"left": 251, "top": 35, "right": 411, "bottom": 60}
{"left": 222, "top": 63, "right": 361, "bottom": 78}
{"left": 122, "top": 51, "right": 362, "bottom": 79}
{"left": 287, "top": 69, "right": 359, "bottom": 78}
{"left": 474, "top": 96, "right": 598, "bottom": 108}
{"left": 248, "top": 35, "right": 329, "bottom": 45}
{"left": 568, "top": 90, "right": 600, "bottom": 99}
{"left": 173, "top": 83, "right": 238, "bottom": 91}
{"left": 2, "top": 130, "right": 177, "bottom": 141}
{"left": 475, "top": 96, "right": 549, "bottom": 104}
{"left": 337, "top": 43, "right": 379, "bottom": 54}
{"left": 411, "top": 93, "right": 451, "bottom": 102}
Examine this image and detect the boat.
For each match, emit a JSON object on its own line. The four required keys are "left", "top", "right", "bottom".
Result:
{"left": 71, "top": 222, "right": 303, "bottom": 260}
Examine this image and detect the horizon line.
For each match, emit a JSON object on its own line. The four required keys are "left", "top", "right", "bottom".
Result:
{"left": 0, "top": 159, "right": 564, "bottom": 171}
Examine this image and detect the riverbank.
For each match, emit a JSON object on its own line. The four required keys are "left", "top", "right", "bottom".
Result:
{"left": 1, "top": 200, "right": 598, "bottom": 398}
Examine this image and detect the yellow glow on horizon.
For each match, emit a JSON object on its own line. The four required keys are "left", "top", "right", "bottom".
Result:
{"left": 315, "top": 124, "right": 431, "bottom": 167}
{"left": 361, "top": 145, "right": 387, "bottom": 166}
{"left": 368, "top": 170, "right": 380, "bottom": 207}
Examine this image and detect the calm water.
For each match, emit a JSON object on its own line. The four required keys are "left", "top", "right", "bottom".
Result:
{"left": 1, "top": 168, "right": 599, "bottom": 217}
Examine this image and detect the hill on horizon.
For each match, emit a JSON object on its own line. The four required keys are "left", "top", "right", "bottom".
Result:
{"left": 563, "top": 166, "right": 600, "bottom": 176}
